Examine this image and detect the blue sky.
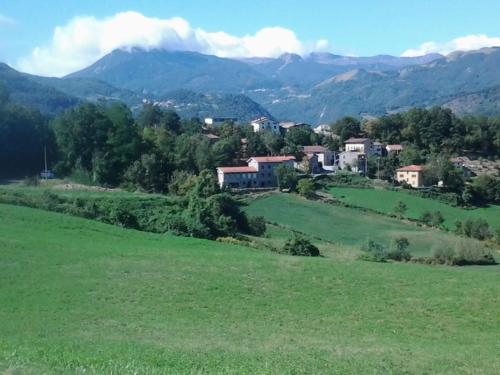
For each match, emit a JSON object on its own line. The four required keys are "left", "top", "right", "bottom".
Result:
{"left": 1, "top": 0, "right": 500, "bottom": 76}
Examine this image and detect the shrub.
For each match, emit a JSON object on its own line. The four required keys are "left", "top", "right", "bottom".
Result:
{"left": 247, "top": 216, "right": 266, "bottom": 236}
{"left": 359, "top": 239, "right": 387, "bottom": 262}
{"left": 386, "top": 237, "right": 411, "bottom": 261}
{"left": 462, "top": 218, "right": 491, "bottom": 240}
{"left": 454, "top": 241, "right": 496, "bottom": 266}
{"left": 431, "top": 245, "right": 455, "bottom": 265}
{"left": 283, "top": 236, "right": 320, "bottom": 257}
{"left": 420, "top": 210, "right": 432, "bottom": 225}
{"left": 430, "top": 211, "right": 444, "bottom": 227}
{"left": 430, "top": 241, "right": 496, "bottom": 266}
{"left": 393, "top": 200, "right": 407, "bottom": 218}
{"left": 297, "top": 179, "right": 315, "bottom": 198}
{"left": 494, "top": 226, "right": 500, "bottom": 245}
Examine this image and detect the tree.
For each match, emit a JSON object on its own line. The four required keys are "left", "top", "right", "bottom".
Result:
{"left": 331, "top": 117, "right": 361, "bottom": 142}
{"left": 297, "top": 179, "right": 315, "bottom": 198}
{"left": 394, "top": 200, "right": 407, "bottom": 218}
{"left": 275, "top": 165, "right": 298, "bottom": 191}
{"left": 387, "top": 237, "right": 411, "bottom": 261}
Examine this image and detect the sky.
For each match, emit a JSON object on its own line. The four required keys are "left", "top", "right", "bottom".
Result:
{"left": 1, "top": 0, "right": 500, "bottom": 77}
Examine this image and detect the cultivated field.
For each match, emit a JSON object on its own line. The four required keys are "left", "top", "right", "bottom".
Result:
{"left": 330, "top": 187, "right": 500, "bottom": 229}
{"left": 1, "top": 203, "right": 499, "bottom": 374}
{"left": 245, "top": 193, "right": 482, "bottom": 257}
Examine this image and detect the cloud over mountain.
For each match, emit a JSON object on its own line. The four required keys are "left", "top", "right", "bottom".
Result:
{"left": 16, "top": 11, "right": 328, "bottom": 77}
{"left": 402, "top": 34, "right": 500, "bottom": 57}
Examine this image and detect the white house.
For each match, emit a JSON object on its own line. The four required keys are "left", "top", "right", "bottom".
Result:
{"left": 344, "top": 138, "right": 372, "bottom": 153}
{"left": 217, "top": 155, "right": 295, "bottom": 189}
{"left": 344, "top": 137, "right": 383, "bottom": 156}
{"left": 251, "top": 117, "right": 280, "bottom": 134}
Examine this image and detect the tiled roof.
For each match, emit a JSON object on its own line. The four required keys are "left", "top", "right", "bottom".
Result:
{"left": 251, "top": 117, "right": 271, "bottom": 124}
{"left": 303, "top": 145, "right": 327, "bottom": 153}
{"left": 345, "top": 137, "right": 370, "bottom": 143}
{"left": 217, "top": 166, "right": 258, "bottom": 174}
{"left": 204, "top": 133, "right": 220, "bottom": 139}
{"left": 249, "top": 156, "right": 296, "bottom": 163}
{"left": 397, "top": 165, "right": 424, "bottom": 172}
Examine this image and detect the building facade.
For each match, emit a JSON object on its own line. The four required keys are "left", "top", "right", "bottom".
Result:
{"left": 251, "top": 117, "right": 280, "bottom": 134}
{"left": 217, "top": 156, "right": 295, "bottom": 189}
{"left": 338, "top": 151, "right": 367, "bottom": 175}
{"left": 303, "top": 145, "right": 334, "bottom": 168}
{"left": 396, "top": 165, "right": 424, "bottom": 188}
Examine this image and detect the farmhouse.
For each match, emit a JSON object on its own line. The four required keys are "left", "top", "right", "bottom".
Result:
{"left": 396, "top": 165, "right": 424, "bottom": 188}
{"left": 303, "top": 145, "right": 334, "bottom": 168}
{"left": 217, "top": 155, "right": 295, "bottom": 188}
{"left": 251, "top": 117, "right": 280, "bottom": 134}
{"left": 279, "top": 122, "right": 309, "bottom": 134}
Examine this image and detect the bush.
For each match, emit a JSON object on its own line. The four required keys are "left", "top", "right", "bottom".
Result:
{"left": 283, "top": 236, "right": 320, "bottom": 257}
{"left": 297, "top": 179, "right": 315, "bottom": 198}
{"left": 386, "top": 237, "right": 411, "bottom": 261}
{"left": 359, "top": 239, "right": 387, "bottom": 262}
{"left": 430, "top": 241, "right": 497, "bottom": 266}
{"left": 462, "top": 218, "right": 491, "bottom": 240}
{"left": 393, "top": 200, "right": 407, "bottom": 218}
{"left": 247, "top": 216, "right": 266, "bottom": 236}
{"left": 454, "top": 241, "right": 496, "bottom": 266}
{"left": 431, "top": 245, "right": 455, "bottom": 265}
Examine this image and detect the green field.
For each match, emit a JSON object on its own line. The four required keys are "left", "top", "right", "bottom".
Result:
{"left": 245, "top": 193, "right": 481, "bottom": 257}
{"left": 330, "top": 187, "right": 500, "bottom": 229}
{"left": 1, "top": 203, "right": 499, "bottom": 374}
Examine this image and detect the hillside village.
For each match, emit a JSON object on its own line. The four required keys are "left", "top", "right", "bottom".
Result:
{"left": 210, "top": 116, "right": 499, "bottom": 190}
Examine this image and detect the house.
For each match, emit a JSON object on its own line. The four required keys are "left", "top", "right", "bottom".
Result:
{"left": 344, "top": 137, "right": 383, "bottom": 156}
{"left": 303, "top": 145, "right": 334, "bottom": 168}
{"left": 313, "top": 124, "right": 336, "bottom": 137}
{"left": 344, "top": 138, "right": 372, "bottom": 153}
{"left": 338, "top": 151, "right": 367, "bottom": 175}
{"left": 217, "top": 155, "right": 295, "bottom": 189}
{"left": 396, "top": 165, "right": 424, "bottom": 188}
{"left": 204, "top": 117, "right": 237, "bottom": 128}
{"left": 251, "top": 117, "right": 280, "bottom": 134}
{"left": 386, "top": 144, "right": 403, "bottom": 155}
{"left": 296, "top": 154, "right": 320, "bottom": 174}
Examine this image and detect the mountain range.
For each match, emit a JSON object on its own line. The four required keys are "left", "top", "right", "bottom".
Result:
{"left": 2, "top": 47, "right": 500, "bottom": 123}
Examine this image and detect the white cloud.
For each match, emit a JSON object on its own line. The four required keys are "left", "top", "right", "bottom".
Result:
{"left": 402, "top": 34, "right": 500, "bottom": 57}
{"left": 0, "top": 13, "right": 15, "bottom": 26}
{"left": 16, "top": 11, "right": 327, "bottom": 77}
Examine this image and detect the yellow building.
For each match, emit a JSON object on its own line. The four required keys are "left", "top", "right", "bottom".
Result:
{"left": 396, "top": 165, "right": 424, "bottom": 188}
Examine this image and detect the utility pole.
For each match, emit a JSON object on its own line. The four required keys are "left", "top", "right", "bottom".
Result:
{"left": 44, "top": 146, "right": 48, "bottom": 180}
{"left": 377, "top": 157, "right": 380, "bottom": 180}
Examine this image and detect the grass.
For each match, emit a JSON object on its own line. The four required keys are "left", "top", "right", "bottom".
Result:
{"left": 330, "top": 187, "right": 500, "bottom": 229}
{"left": 1, "top": 203, "right": 499, "bottom": 373}
{"left": 245, "top": 193, "right": 485, "bottom": 257}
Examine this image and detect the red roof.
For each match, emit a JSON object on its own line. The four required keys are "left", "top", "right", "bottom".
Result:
{"left": 249, "top": 156, "right": 295, "bottom": 163}
{"left": 397, "top": 165, "right": 424, "bottom": 172}
{"left": 217, "top": 166, "right": 257, "bottom": 174}
{"left": 303, "top": 145, "right": 327, "bottom": 153}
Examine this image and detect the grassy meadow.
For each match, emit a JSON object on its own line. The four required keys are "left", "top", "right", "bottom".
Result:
{"left": 1, "top": 203, "right": 499, "bottom": 374}
{"left": 330, "top": 187, "right": 500, "bottom": 229}
{"left": 244, "top": 193, "right": 483, "bottom": 257}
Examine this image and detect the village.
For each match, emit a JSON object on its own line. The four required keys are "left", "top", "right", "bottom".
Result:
{"left": 211, "top": 116, "right": 435, "bottom": 189}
